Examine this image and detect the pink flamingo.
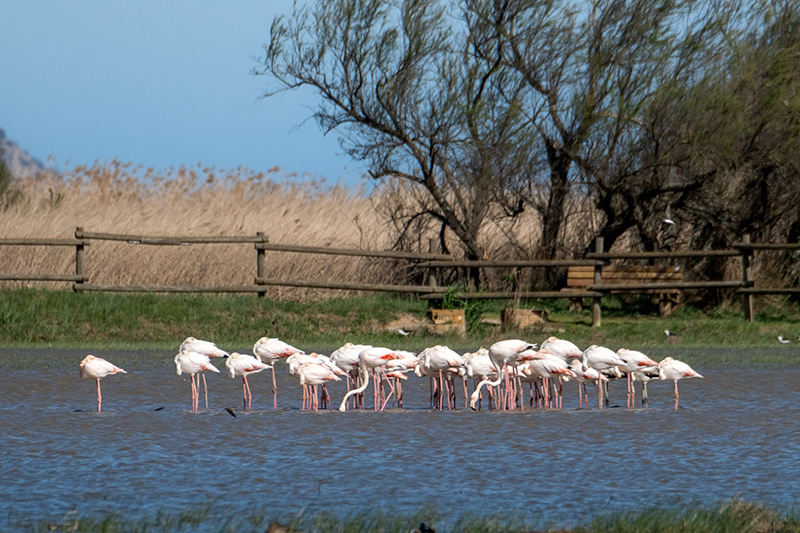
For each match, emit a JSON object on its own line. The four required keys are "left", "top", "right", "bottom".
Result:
{"left": 568, "top": 359, "right": 606, "bottom": 407}
{"left": 79, "top": 355, "right": 127, "bottom": 412}
{"left": 463, "top": 349, "right": 498, "bottom": 410}
{"left": 330, "top": 343, "right": 372, "bottom": 409}
{"left": 581, "top": 345, "right": 625, "bottom": 408}
{"left": 382, "top": 351, "right": 417, "bottom": 408}
{"left": 469, "top": 339, "right": 536, "bottom": 410}
{"left": 295, "top": 362, "right": 341, "bottom": 410}
{"left": 338, "top": 347, "right": 405, "bottom": 411}
{"left": 225, "top": 352, "right": 270, "bottom": 410}
{"left": 540, "top": 336, "right": 583, "bottom": 361}
{"left": 418, "top": 345, "right": 464, "bottom": 410}
{"left": 174, "top": 349, "right": 220, "bottom": 410}
{"left": 658, "top": 357, "right": 703, "bottom": 409}
{"left": 520, "top": 351, "right": 575, "bottom": 408}
{"left": 616, "top": 348, "right": 659, "bottom": 408}
{"left": 253, "top": 336, "right": 304, "bottom": 409}
{"left": 179, "top": 336, "right": 229, "bottom": 358}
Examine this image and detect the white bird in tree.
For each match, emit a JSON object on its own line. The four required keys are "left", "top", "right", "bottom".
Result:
{"left": 658, "top": 357, "right": 703, "bottom": 409}
{"left": 253, "top": 337, "right": 304, "bottom": 410}
{"left": 616, "top": 348, "right": 659, "bottom": 408}
{"left": 470, "top": 339, "right": 536, "bottom": 410}
{"left": 225, "top": 352, "right": 270, "bottom": 410}
{"left": 582, "top": 345, "right": 625, "bottom": 408}
{"left": 663, "top": 205, "right": 676, "bottom": 225}
{"left": 179, "top": 337, "right": 229, "bottom": 358}
{"left": 79, "top": 355, "right": 127, "bottom": 412}
{"left": 174, "top": 349, "right": 220, "bottom": 411}
{"left": 338, "top": 347, "right": 406, "bottom": 412}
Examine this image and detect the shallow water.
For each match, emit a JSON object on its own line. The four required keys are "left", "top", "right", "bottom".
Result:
{"left": 2, "top": 348, "right": 799, "bottom": 530}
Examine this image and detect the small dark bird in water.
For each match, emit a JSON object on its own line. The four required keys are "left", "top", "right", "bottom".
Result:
{"left": 154, "top": 407, "right": 165, "bottom": 411}
{"left": 225, "top": 407, "right": 237, "bottom": 417}
{"left": 265, "top": 520, "right": 299, "bottom": 533}
{"left": 413, "top": 523, "right": 436, "bottom": 533}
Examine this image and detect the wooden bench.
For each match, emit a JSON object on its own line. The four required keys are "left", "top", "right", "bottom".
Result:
{"left": 564, "top": 265, "right": 682, "bottom": 317}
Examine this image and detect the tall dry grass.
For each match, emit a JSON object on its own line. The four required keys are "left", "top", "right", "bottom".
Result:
{"left": 0, "top": 161, "right": 393, "bottom": 299}
{"left": 0, "top": 160, "right": 772, "bottom": 304}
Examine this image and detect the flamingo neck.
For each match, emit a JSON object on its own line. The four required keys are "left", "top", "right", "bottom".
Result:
{"left": 338, "top": 365, "right": 371, "bottom": 411}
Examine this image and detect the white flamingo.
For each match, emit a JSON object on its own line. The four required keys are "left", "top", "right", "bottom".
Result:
{"left": 470, "top": 339, "right": 536, "bottom": 410}
{"left": 174, "top": 349, "right": 220, "bottom": 410}
{"left": 295, "top": 362, "right": 341, "bottom": 410}
{"left": 463, "top": 349, "right": 498, "bottom": 410}
{"left": 382, "top": 351, "right": 417, "bottom": 408}
{"left": 338, "top": 347, "right": 405, "bottom": 411}
{"left": 225, "top": 352, "right": 270, "bottom": 410}
{"left": 79, "top": 355, "right": 127, "bottom": 412}
{"left": 540, "top": 336, "right": 583, "bottom": 361}
{"left": 253, "top": 337, "right": 304, "bottom": 409}
{"left": 568, "top": 359, "right": 606, "bottom": 407}
{"left": 330, "top": 343, "right": 372, "bottom": 409}
{"left": 582, "top": 345, "right": 625, "bottom": 408}
{"left": 616, "top": 348, "right": 659, "bottom": 407}
{"left": 658, "top": 357, "right": 704, "bottom": 409}
{"left": 418, "top": 345, "right": 464, "bottom": 410}
{"left": 179, "top": 337, "right": 229, "bottom": 358}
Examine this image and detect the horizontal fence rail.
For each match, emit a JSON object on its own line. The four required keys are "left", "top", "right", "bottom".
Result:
{"left": 0, "top": 229, "right": 795, "bottom": 326}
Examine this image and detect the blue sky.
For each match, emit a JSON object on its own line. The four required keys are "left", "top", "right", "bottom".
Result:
{"left": 0, "top": 1, "right": 368, "bottom": 187}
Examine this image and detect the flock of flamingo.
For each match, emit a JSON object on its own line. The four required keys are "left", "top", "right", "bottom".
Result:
{"left": 78, "top": 335, "right": 704, "bottom": 413}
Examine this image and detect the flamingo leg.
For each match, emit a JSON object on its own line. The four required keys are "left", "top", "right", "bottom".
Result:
{"left": 96, "top": 379, "right": 102, "bottom": 412}
{"left": 201, "top": 373, "right": 209, "bottom": 409}
{"left": 379, "top": 370, "right": 396, "bottom": 411}
{"left": 642, "top": 381, "right": 649, "bottom": 408}
{"left": 674, "top": 380, "right": 679, "bottom": 409}
{"left": 271, "top": 364, "right": 278, "bottom": 410}
{"left": 190, "top": 374, "right": 198, "bottom": 411}
{"left": 243, "top": 375, "right": 253, "bottom": 410}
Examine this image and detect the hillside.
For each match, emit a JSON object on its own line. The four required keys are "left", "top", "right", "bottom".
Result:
{"left": 0, "top": 128, "right": 46, "bottom": 177}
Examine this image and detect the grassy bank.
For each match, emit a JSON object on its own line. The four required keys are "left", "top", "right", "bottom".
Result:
{"left": 27, "top": 500, "right": 800, "bottom": 532}
{"left": 2, "top": 289, "right": 800, "bottom": 360}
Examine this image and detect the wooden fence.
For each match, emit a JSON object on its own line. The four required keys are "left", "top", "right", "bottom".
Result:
{"left": 0, "top": 228, "right": 797, "bottom": 326}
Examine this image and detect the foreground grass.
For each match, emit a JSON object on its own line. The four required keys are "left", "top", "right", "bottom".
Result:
{"left": 29, "top": 500, "right": 800, "bottom": 532}
{"left": 1, "top": 288, "right": 799, "bottom": 360}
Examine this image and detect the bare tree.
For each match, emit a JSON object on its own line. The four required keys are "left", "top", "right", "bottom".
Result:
{"left": 257, "top": 0, "right": 531, "bottom": 287}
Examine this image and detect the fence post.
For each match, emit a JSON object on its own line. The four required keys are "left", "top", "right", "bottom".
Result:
{"left": 741, "top": 233, "right": 754, "bottom": 322}
{"left": 74, "top": 227, "right": 85, "bottom": 292}
{"left": 427, "top": 237, "right": 440, "bottom": 308}
{"left": 256, "top": 232, "right": 267, "bottom": 298}
{"left": 592, "top": 236, "right": 604, "bottom": 327}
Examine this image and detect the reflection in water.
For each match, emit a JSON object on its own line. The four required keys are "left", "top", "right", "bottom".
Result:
{"left": 2, "top": 349, "right": 799, "bottom": 529}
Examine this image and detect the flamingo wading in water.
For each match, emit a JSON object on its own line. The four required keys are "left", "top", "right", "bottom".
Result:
{"left": 174, "top": 350, "right": 220, "bottom": 410}
{"left": 658, "top": 357, "right": 703, "bottom": 409}
{"left": 225, "top": 352, "right": 270, "bottom": 410}
{"left": 470, "top": 339, "right": 536, "bottom": 410}
{"left": 253, "top": 337, "right": 304, "bottom": 410}
{"left": 79, "top": 355, "right": 127, "bottom": 412}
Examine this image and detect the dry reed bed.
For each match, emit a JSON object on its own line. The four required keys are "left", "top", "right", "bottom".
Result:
{"left": 0, "top": 161, "right": 393, "bottom": 299}
{"left": 0, "top": 161, "right": 767, "bottom": 301}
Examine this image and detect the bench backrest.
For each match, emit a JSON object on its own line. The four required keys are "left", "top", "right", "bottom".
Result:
{"left": 566, "top": 265, "right": 681, "bottom": 288}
